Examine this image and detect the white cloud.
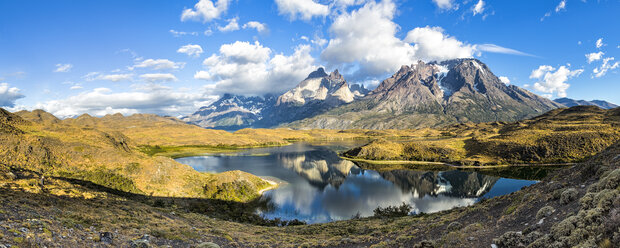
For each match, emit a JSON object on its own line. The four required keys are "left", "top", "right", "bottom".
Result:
{"left": 541, "top": 0, "right": 567, "bottom": 21}
{"left": 70, "top": 85, "right": 83, "bottom": 90}
{"left": 216, "top": 41, "right": 271, "bottom": 64}
{"left": 140, "top": 73, "right": 177, "bottom": 82}
{"left": 530, "top": 65, "right": 583, "bottom": 98}
{"left": 432, "top": 0, "right": 456, "bottom": 10}
{"left": 476, "top": 44, "right": 534, "bottom": 57}
{"left": 593, "top": 57, "right": 619, "bottom": 78}
{"left": 177, "top": 44, "right": 204, "bottom": 57}
{"left": 242, "top": 21, "right": 268, "bottom": 33}
{"left": 0, "top": 83, "right": 25, "bottom": 107}
{"left": 130, "top": 59, "right": 185, "bottom": 70}
{"left": 312, "top": 37, "right": 328, "bottom": 46}
{"left": 194, "top": 70, "right": 212, "bottom": 80}
{"left": 321, "top": 1, "right": 515, "bottom": 80}
{"left": 596, "top": 38, "right": 604, "bottom": 49}
{"left": 405, "top": 26, "right": 476, "bottom": 62}
{"left": 35, "top": 86, "right": 215, "bottom": 118}
{"left": 181, "top": 0, "right": 231, "bottom": 22}
{"left": 322, "top": 0, "right": 416, "bottom": 78}
{"left": 54, "top": 63, "right": 73, "bottom": 73}
{"left": 274, "top": 0, "right": 329, "bottom": 21}
{"left": 472, "top": 0, "right": 485, "bottom": 16}
{"left": 195, "top": 41, "right": 315, "bottom": 95}
{"left": 218, "top": 18, "right": 240, "bottom": 32}
{"left": 585, "top": 51, "right": 604, "bottom": 63}
{"left": 499, "top": 76, "right": 510, "bottom": 85}
{"left": 84, "top": 72, "right": 134, "bottom": 82}
{"left": 555, "top": 0, "right": 566, "bottom": 12}
{"left": 169, "top": 29, "right": 198, "bottom": 37}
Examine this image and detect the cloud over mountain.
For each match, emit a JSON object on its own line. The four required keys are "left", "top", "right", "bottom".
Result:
{"left": 195, "top": 41, "right": 315, "bottom": 95}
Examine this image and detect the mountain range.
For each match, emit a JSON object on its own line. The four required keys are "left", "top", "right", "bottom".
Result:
{"left": 554, "top": 97, "right": 618, "bottom": 109}
{"left": 185, "top": 58, "right": 603, "bottom": 130}
{"left": 183, "top": 68, "right": 369, "bottom": 130}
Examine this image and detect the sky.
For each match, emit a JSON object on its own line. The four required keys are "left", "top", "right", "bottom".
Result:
{"left": 0, "top": 0, "right": 619, "bottom": 118}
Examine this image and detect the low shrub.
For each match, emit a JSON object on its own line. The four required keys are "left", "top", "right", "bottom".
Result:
{"left": 373, "top": 203, "right": 412, "bottom": 218}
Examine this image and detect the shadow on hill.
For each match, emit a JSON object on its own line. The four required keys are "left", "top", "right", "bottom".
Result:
{"left": 4, "top": 166, "right": 303, "bottom": 227}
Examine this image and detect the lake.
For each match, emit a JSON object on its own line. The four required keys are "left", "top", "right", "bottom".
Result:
{"left": 176, "top": 141, "right": 539, "bottom": 224}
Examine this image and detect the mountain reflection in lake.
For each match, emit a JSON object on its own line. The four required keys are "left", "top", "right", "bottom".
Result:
{"left": 176, "top": 142, "right": 537, "bottom": 223}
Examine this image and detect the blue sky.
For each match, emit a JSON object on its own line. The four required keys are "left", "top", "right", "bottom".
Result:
{"left": 0, "top": 0, "right": 618, "bottom": 118}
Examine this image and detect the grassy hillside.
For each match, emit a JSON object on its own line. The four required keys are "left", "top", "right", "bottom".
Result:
{"left": 343, "top": 106, "right": 620, "bottom": 165}
{"left": 1, "top": 139, "right": 617, "bottom": 247}
{"left": 1, "top": 109, "right": 273, "bottom": 202}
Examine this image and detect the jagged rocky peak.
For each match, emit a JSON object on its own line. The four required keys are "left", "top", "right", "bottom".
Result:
{"left": 306, "top": 67, "right": 328, "bottom": 79}
{"left": 277, "top": 67, "right": 356, "bottom": 106}
{"left": 287, "top": 58, "right": 563, "bottom": 129}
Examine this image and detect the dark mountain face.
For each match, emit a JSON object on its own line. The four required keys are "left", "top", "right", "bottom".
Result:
{"left": 554, "top": 97, "right": 618, "bottom": 109}
{"left": 287, "top": 59, "right": 562, "bottom": 129}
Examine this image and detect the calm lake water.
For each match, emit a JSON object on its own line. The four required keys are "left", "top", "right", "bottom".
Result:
{"left": 176, "top": 141, "right": 538, "bottom": 224}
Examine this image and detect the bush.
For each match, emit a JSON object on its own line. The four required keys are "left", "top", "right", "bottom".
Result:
{"left": 560, "top": 188, "right": 579, "bottom": 204}
{"left": 446, "top": 222, "right": 462, "bottom": 231}
{"left": 536, "top": 206, "right": 555, "bottom": 220}
{"left": 373, "top": 203, "right": 412, "bottom": 218}
{"left": 493, "top": 231, "right": 525, "bottom": 248}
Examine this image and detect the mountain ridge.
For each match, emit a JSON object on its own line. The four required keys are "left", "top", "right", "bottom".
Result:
{"left": 554, "top": 97, "right": 618, "bottom": 109}
{"left": 286, "top": 58, "right": 563, "bottom": 129}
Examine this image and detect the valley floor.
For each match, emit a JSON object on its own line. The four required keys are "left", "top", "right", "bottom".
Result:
{"left": 1, "top": 142, "right": 618, "bottom": 248}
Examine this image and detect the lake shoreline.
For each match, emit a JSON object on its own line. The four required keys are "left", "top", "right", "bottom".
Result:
{"left": 341, "top": 156, "right": 576, "bottom": 169}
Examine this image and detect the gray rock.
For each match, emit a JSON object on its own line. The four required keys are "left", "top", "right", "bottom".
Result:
{"left": 99, "top": 232, "right": 113, "bottom": 244}
{"left": 130, "top": 239, "right": 150, "bottom": 248}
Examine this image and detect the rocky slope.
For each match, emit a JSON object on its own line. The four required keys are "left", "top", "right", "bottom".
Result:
{"left": 288, "top": 59, "right": 563, "bottom": 129}
{"left": 184, "top": 68, "right": 369, "bottom": 130}
{"left": 183, "top": 94, "right": 276, "bottom": 130}
{"left": 554, "top": 97, "right": 618, "bottom": 109}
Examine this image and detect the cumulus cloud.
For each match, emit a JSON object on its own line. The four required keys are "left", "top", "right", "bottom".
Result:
{"left": 593, "top": 57, "right": 619, "bottom": 78}
{"left": 499, "top": 76, "right": 510, "bottom": 85}
{"left": 242, "top": 21, "right": 268, "bottom": 33}
{"left": 596, "top": 38, "right": 604, "bottom": 49}
{"left": 0, "top": 83, "right": 25, "bottom": 107}
{"left": 181, "top": 0, "right": 231, "bottom": 22}
{"left": 405, "top": 26, "right": 476, "bottom": 61}
{"left": 320, "top": 1, "right": 519, "bottom": 80}
{"left": 195, "top": 41, "right": 315, "bottom": 95}
{"left": 585, "top": 51, "right": 604, "bottom": 63}
{"left": 35, "top": 86, "right": 215, "bottom": 118}
{"left": 140, "top": 73, "right": 177, "bottom": 82}
{"left": 321, "top": 0, "right": 416, "bottom": 78}
{"left": 177, "top": 44, "right": 204, "bottom": 57}
{"left": 218, "top": 18, "right": 240, "bottom": 32}
{"left": 54, "top": 63, "right": 73, "bottom": 73}
{"left": 472, "top": 0, "right": 485, "bottom": 16}
{"left": 130, "top": 59, "right": 185, "bottom": 70}
{"left": 529, "top": 65, "right": 583, "bottom": 98}
{"left": 275, "top": 0, "right": 329, "bottom": 21}
{"left": 84, "top": 72, "right": 134, "bottom": 82}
